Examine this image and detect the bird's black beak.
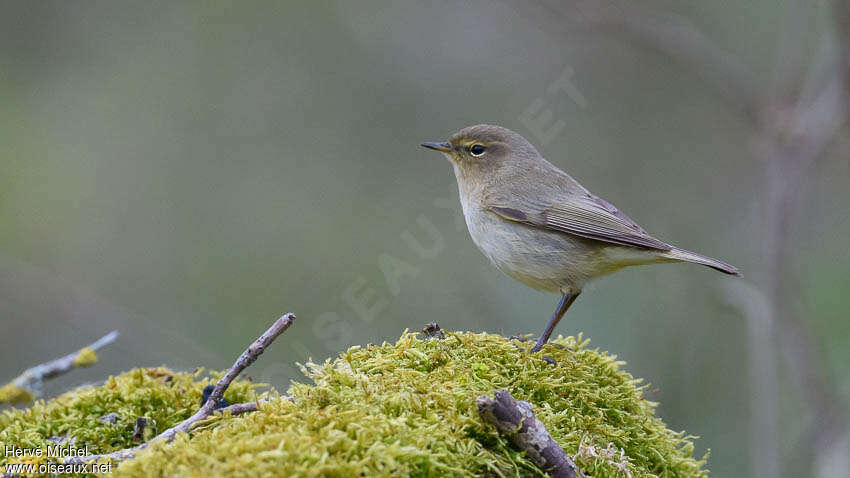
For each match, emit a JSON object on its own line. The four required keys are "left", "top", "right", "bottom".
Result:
{"left": 420, "top": 141, "right": 453, "bottom": 153}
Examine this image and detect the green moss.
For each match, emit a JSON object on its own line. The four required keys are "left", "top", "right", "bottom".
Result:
{"left": 72, "top": 348, "right": 99, "bottom": 367}
{"left": 121, "top": 332, "right": 708, "bottom": 477}
{"left": 1, "top": 332, "right": 709, "bottom": 477}
{"left": 0, "top": 367, "right": 260, "bottom": 475}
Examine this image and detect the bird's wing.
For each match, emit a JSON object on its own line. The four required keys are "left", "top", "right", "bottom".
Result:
{"left": 485, "top": 192, "right": 672, "bottom": 251}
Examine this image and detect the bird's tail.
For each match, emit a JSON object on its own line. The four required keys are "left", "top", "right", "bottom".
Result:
{"left": 661, "top": 247, "right": 741, "bottom": 276}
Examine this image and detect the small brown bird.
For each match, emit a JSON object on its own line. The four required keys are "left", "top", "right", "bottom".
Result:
{"left": 422, "top": 124, "right": 739, "bottom": 353}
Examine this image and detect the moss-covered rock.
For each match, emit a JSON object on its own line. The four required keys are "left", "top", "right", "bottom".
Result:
{"left": 1, "top": 332, "right": 709, "bottom": 477}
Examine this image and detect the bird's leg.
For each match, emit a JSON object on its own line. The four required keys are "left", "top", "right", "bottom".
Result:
{"left": 530, "top": 292, "right": 580, "bottom": 353}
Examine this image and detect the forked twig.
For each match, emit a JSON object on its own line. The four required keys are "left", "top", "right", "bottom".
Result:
{"left": 64, "top": 313, "right": 295, "bottom": 465}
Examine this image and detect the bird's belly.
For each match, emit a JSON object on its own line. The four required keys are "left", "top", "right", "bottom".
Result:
{"left": 463, "top": 206, "right": 602, "bottom": 293}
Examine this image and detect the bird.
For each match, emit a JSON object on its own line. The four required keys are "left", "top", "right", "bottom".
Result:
{"left": 421, "top": 124, "right": 739, "bottom": 353}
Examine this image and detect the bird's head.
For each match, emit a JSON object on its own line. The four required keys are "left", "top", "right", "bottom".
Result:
{"left": 421, "top": 124, "right": 542, "bottom": 182}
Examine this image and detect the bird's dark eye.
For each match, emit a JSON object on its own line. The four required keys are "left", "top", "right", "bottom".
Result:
{"left": 470, "top": 144, "right": 486, "bottom": 156}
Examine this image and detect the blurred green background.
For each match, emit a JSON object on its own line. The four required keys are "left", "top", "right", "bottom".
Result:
{"left": 1, "top": 1, "right": 848, "bottom": 477}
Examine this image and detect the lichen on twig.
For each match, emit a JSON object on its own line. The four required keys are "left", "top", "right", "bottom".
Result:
{"left": 0, "top": 331, "right": 119, "bottom": 405}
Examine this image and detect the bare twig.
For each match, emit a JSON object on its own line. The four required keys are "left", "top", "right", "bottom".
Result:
{"left": 215, "top": 399, "right": 264, "bottom": 415}
{"left": 214, "top": 395, "right": 293, "bottom": 416}
{"left": 420, "top": 322, "right": 446, "bottom": 340}
{"left": 65, "top": 313, "right": 296, "bottom": 465}
{"left": 477, "top": 390, "right": 586, "bottom": 478}
{"left": 0, "top": 331, "right": 119, "bottom": 404}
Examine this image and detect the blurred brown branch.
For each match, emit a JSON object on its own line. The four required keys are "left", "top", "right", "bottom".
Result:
{"left": 515, "top": 1, "right": 850, "bottom": 476}
{"left": 504, "top": 0, "right": 760, "bottom": 120}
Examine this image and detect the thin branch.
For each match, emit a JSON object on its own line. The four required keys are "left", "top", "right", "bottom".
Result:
{"left": 477, "top": 390, "right": 585, "bottom": 478}
{"left": 420, "top": 322, "right": 446, "bottom": 340}
{"left": 214, "top": 395, "right": 293, "bottom": 416}
{"left": 58, "top": 399, "right": 290, "bottom": 467}
{"left": 65, "top": 313, "right": 296, "bottom": 465}
{"left": 0, "top": 331, "right": 119, "bottom": 404}
{"left": 215, "top": 399, "right": 264, "bottom": 416}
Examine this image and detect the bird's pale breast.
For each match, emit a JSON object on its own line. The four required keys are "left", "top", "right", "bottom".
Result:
{"left": 460, "top": 197, "right": 662, "bottom": 294}
{"left": 460, "top": 197, "right": 586, "bottom": 293}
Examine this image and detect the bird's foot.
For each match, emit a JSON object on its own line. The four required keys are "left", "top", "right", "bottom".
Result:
{"left": 529, "top": 340, "right": 559, "bottom": 365}
{"left": 529, "top": 338, "right": 547, "bottom": 354}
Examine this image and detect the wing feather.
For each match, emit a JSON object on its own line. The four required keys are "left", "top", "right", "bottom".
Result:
{"left": 487, "top": 193, "right": 671, "bottom": 251}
